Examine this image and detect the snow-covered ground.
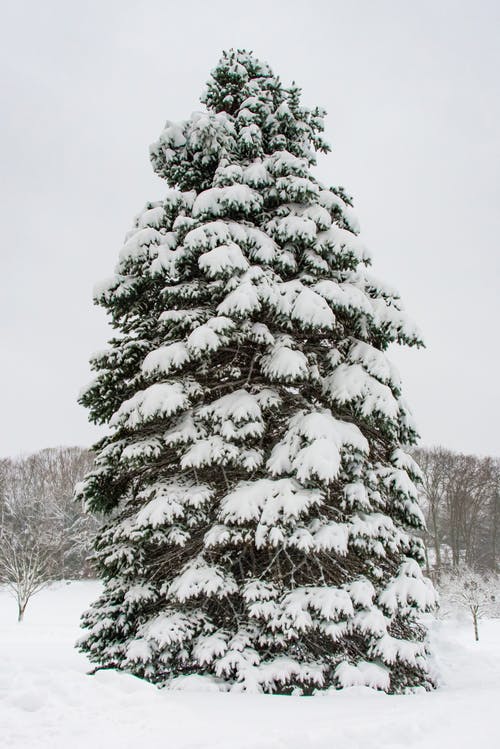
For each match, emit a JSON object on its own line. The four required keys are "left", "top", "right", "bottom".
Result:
{"left": 1, "top": 582, "right": 499, "bottom": 748}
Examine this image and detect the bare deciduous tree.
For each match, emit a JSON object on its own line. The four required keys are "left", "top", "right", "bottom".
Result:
{"left": 0, "top": 446, "right": 98, "bottom": 620}
{"left": 412, "top": 447, "right": 452, "bottom": 573}
{"left": 413, "top": 447, "right": 500, "bottom": 577}
{"left": 438, "top": 566, "right": 499, "bottom": 641}
{"left": 0, "top": 532, "right": 54, "bottom": 621}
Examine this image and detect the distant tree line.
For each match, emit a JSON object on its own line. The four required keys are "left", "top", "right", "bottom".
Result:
{"left": 412, "top": 447, "right": 500, "bottom": 576}
{"left": 1, "top": 445, "right": 499, "bottom": 582}
{"left": 1, "top": 443, "right": 499, "bottom": 622}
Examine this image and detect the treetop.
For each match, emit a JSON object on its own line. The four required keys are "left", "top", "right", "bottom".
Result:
{"left": 150, "top": 49, "right": 330, "bottom": 192}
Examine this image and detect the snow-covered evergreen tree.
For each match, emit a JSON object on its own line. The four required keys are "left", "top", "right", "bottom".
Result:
{"left": 78, "top": 50, "right": 437, "bottom": 694}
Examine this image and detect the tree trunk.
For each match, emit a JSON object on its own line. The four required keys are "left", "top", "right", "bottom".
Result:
{"left": 17, "top": 600, "right": 26, "bottom": 622}
{"left": 472, "top": 610, "right": 479, "bottom": 642}
{"left": 424, "top": 541, "right": 431, "bottom": 576}
{"left": 431, "top": 505, "right": 441, "bottom": 571}
{"left": 492, "top": 492, "right": 499, "bottom": 571}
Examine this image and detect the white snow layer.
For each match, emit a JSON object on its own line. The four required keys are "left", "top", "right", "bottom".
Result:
{"left": 110, "top": 382, "right": 188, "bottom": 428}
{"left": 267, "top": 409, "right": 368, "bottom": 483}
{"left": 1, "top": 582, "right": 500, "bottom": 748}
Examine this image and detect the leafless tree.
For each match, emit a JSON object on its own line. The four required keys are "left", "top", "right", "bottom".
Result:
{"left": 413, "top": 447, "right": 500, "bottom": 577}
{"left": 0, "top": 446, "right": 98, "bottom": 620}
{"left": 412, "top": 446, "right": 452, "bottom": 573}
{"left": 0, "top": 465, "right": 60, "bottom": 620}
{"left": 0, "top": 531, "right": 54, "bottom": 621}
{"left": 438, "top": 565, "right": 499, "bottom": 641}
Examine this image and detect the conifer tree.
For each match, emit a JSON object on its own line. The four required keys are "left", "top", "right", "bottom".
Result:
{"left": 78, "top": 50, "right": 437, "bottom": 694}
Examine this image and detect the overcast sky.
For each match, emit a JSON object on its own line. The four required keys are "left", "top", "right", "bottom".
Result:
{"left": 1, "top": 0, "right": 499, "bottom": 457}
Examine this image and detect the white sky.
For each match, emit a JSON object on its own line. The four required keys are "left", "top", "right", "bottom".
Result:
{"left": 1, "top": 0, "right": 499, "bottom": 457}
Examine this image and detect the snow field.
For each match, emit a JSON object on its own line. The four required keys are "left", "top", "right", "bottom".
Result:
{"left": 1, "top": 581, "right": 499, "bottom": 748}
